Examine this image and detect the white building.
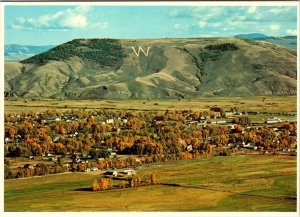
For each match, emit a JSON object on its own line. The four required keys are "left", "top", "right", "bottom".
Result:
{"left": 265, "top": 117, "right": 282, "bottom": 124}
{"left": 106, "top": 119, "right": 114, "bottom": 124}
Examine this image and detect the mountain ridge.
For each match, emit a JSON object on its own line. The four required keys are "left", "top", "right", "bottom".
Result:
{"left": 4, "top": 44, "right": 55, "bottom": 62}
{"left": 234, "top": 33, "right": 268, "bottom": 39}
{"left": 5, "top": 37, "right": 297, "bottom": 99}
{"left": 234, "top": 34, "right": 297, "bottom": 51}
{"left": 5, "top": 34, "right": 297, "bottom": 61}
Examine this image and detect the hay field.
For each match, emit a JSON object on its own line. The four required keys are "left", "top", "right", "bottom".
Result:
{"left": 4, "top": 155, "right": 297, "bottom": 211}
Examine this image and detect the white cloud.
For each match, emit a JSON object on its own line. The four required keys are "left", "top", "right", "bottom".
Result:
{"left": 63, "top": 14, "right": 87, "bottom": 29}
{"left": 12, "top": 6, "right": 106, "bottom": 30}
{"left": 169, "top": 10, "right": 179, "bottom": 17}
{"left": 168, "top": 6, "right": 296, "bottom": 37}
{"left": 269, "top": 7, "right": 290, "bottom": 14}
{"left": 229, "top": 21, "right": 243, "bottom": 27}
{"left": 247, "top": 6, "right": 257, "bottom": 14}
{"left": 174, "top": 23, "right": 182, "bottom": 29}
{"left": 93, "top": 22, "right": 109, "bottom": 29}
{"left": 211, "top": 22, "right": 222, "bottom": 27}
{"left": 270, "top": 24, "right": 280, "bottom": 31}
{"left": 174, "top": 23, "right": 189, "bottom": 30}
{"left": 198, "top": 21, "right": 206, "bottom": 28}
{"left": 286, "top": 29, "right": 297, "bottom": 35}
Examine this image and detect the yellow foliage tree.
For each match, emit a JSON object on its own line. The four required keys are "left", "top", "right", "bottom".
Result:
{"left": 150, "top": 173, "right": 156, "bottom": 185}
{"left": 91, "top": 179, "right": 99, "bottom": 191}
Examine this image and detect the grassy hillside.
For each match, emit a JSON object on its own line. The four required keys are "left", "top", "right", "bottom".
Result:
{"left": 4, "top": 155, "right": 296, "bottom": 211}
{"left": 5, "top": 37, "right": 297, "bottom": 99}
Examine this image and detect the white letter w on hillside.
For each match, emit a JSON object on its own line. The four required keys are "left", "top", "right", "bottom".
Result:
{"left": 131, "top": 46, "right": 151, "bottom": 57}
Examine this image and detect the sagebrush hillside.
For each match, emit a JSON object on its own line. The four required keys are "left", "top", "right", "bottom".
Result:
{"left": 5, "top": 37, "right": 297, "bottom": 99}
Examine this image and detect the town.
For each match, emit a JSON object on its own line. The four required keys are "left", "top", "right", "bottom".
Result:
{"left": 4, "top": 105, "right": 297, "bottom": 180}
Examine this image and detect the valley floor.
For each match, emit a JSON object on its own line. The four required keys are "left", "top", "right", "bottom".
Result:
{"left": 4, "top": 96, "right": 297, "bottom": 114}
{"left": 4, "top": 155, "right": 297, "bottom": 212}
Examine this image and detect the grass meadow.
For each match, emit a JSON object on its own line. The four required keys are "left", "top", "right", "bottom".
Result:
{"left": 4, "top": 155, "right": 297, "bottom": 211}
{"left": 4, "top": 96, "right": 296, "bottom": 114}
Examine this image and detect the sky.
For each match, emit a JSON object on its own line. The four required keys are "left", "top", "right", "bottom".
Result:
{"left": 4, "top": 5, "right": 298, "bottom": 45}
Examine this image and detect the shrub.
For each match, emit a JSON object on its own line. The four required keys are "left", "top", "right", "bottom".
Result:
{"left": 204, "top": 43, "right": 239, "bottom": 51}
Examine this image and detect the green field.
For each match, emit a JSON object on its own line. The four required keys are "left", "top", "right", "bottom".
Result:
{"left": 4, "top": 155, "right": 297, "bottom": 211}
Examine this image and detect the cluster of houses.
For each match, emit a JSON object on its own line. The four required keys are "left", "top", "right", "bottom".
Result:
{"left": 231, "top": 141, "right": 258, "bottom": 150}
{"left": 5, "top": 111, "right": 129, "bottom": 126}
{"left": 5, "top": 108, "right": 297, "bottom": 160}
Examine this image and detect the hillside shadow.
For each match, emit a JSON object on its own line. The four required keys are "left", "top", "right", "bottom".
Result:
{"left": 74, "top": 187, "right": 92, "bottom": 192}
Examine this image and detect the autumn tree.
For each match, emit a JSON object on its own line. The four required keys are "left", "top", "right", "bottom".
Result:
{"left": 150, "top": 172, "right": 156, "bottom": 185}
{"left": 92, "top": 179, "right": 100, "bottom": 191}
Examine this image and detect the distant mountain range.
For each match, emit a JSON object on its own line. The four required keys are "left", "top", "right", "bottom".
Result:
{"left": 234, "top": 33, "right": 268, "bottom": 39}
{"left": 5, "top": 44, "right": 55, "bottom": 62}
{"left": 234, "top": 33, "right": 297, "bottom": 51}
{"left": 5, "top": 37, "right": 297, "bottom": 99}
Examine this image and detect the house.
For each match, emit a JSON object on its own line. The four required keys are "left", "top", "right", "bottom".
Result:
{"left": 227, "top": 143, "right": 234, "bottom": 147}
{"left": 50, "top": 157, "right": 58, "bottom": 162}
{"left": 227, "top": 124, "right": 235, "bottom": 130}
{"left": 209, "top": 119, "right": 217, "bottom": 124}
{"left": 106, "top": 119, "right": 114, "bottom": 124}
{"left": 210, "top": 107, "right": 224, "bottom": 118}
{"left": 225, "top": 111, "right": 233, "bottom": 117}
{"left": 186, "top": 121, "right": 198, "bottom": 125}
{"left": 68, "top": 132, "right": 78, "bottom": 138}
{"left": 51, "top": 136, "right": 60, "bottom": 143}
{"left": 265, "top": 117, "right": 282, "bottom": 124}
{"left": 245, "top": 145, "right": 258, "bottom": 150}
{"left": 234, "top": 141, "right": 243, "bottom": 147}
{"left": 209, "top": 119, "right": 226, "bottom": 124}
{"left": 119, "top": 168, "right": 136, "bottom": 176}
{"left": 105, "top": 170, "right": 118, "bottom": 177}
{"left": 71, "top": 154, "right": 81, "bottom": 163}
{"left": 41, "top": 118, "right": 57, "bottom": 124}
{"left": 187, "top": 145, "right": 193, "bottom": 152}
{"left": 282, "top": 148, "right": 291, "bottom": 152}
{"left": 90, "top": 167, "right": 98, "bottom": 171}
{"left": 5, "top": 137, "right": 11, "bottom": 143}
{"left": 108, "top": 148, "right": 117, "bottom": 156}
{"left": 66, "top": 117, "right": 78, "bottom": 122}
{"left": 243, "top": 143, "right": 258, "bottom": 150}
{"left": 112, "top": 127, "right": 121, "bottom": 133}
{"left": 135, "top": 158, "right": 141, "bottom": 163}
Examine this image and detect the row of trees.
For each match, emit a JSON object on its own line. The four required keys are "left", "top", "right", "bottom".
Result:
{"left": 4, "top": 159, "right": 68, "bottom": 179}
{"left": 91, "top": 173, "right": 156, "bottom": 191}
